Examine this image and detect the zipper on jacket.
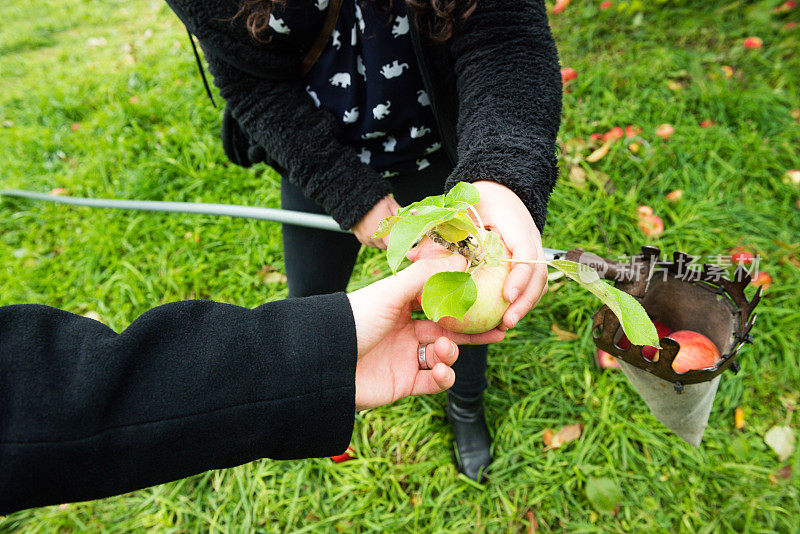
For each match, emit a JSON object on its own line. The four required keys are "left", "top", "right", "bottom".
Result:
{"left": 409, "top": 22, "right": 457, "bottom": 165}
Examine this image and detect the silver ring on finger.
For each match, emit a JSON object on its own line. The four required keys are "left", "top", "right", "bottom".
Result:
{"left": 418, "top": 345, "right": 429, "bottom": 370}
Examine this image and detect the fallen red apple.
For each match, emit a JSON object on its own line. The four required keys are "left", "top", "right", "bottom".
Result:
{"left": 637, "top": 205, "right": 654, "bottom": 218}
{"left": 599, "top": 0, "right": 612, "bottom": 10}
{"left": 743, "top": 37, "right": 763, "bottom": 49}
{"left": 752, "top": 272, "right": 772, "bottom": 289}
{"left": 561, "top": 67, "right": 578, "bottom": 83}
{"left": 412, "top": 234, "right": 512, "bottom": 334}
{"left": 553, "top": 0, "right": 570, "bottom": 13}
{"left": 655, "top": 124, "right": 674, "bottom": 138}
{"left": 730, "top": 246, "right": 754, "bottom": 265}
{"left": 625, "top": 125, "right": 641, "bottom": 138}
{"left": 330, "top": 446, "right": 355, "bottom": 463}
{"left": 700, "top": 120, "right": 715, "bottom": 128}
{"left": 590, "top": 133, "right": 604, "bottom": 140}
{"left": 603, "top": 127, "right": 624, "bottom": 141}
{"left": 668, "top": 330, "right": 721, "bottom": 373}
{"left": 638, "top": 214, "right": 664, "bottom": 237}
{"left": 783, "top": 169, "right": 800, "bottom": 186}
{"left": 617, "top": 320, "right": 672, "bottom": 362}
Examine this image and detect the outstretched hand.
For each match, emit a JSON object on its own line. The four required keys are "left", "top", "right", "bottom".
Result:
{"left": 347, "top": 253, "right": 505, "bottom": 410}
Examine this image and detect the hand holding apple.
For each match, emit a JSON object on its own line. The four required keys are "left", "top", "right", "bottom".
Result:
{"left": 471, "top": 181, "right": 549, "bottom": 330}
{"left": 347, "top": 254, "right": 506, "bottom": 410}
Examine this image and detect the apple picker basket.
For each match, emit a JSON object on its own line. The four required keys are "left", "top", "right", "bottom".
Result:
{"left": 565, "top": 246, "right": 762, "bottom": 446}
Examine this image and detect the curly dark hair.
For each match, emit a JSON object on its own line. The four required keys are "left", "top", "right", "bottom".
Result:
{"left": 237, "top": 0, "right": 478, "bottom": 43}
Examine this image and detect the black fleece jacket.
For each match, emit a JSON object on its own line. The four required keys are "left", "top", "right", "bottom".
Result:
{"left": 0, "top": 294, "right": 356, "bottom": 515}
{"left": 165, "top": 0, "right": 562, "bottom": 232}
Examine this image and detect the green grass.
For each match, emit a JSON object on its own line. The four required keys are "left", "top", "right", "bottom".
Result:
{"left": 2, "top": 0, "right": 799, "bottom": 531}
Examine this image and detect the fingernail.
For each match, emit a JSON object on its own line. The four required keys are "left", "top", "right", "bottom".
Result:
{"left": 449, "top": 342, "right": 457, "bottom": 358}
{"left": 508, "top": 313, "right": 519, "bottom": 328}
{"left": 509, "top": 288, "right": 519, "bottom": 302}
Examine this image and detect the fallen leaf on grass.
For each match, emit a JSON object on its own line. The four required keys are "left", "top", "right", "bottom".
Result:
{"left": 666, "top": 189, "right": 683, "bottom": 202}
{"left": 722, "top": 65, "right": 735, "bottom": 78}
{"left": 551, "top": 424, "right": 583, "bottom": 449}
{"left": 542, "top": 429, "right": 554, "bottom": 447}
{"left": 551, "top": 323, "right": 578, "bottom": 341}
{"left": 586, "top": 141, "right": 611, "bottom": 162}
{"left": 568, "top": 165, "right": 587, "bottom": 187}
{"left": 83, "top": 311, "right": 103, "bottom": 323}
{"left": 666, "top": 80, "right": 683, "bottom": 91}
{"left": 257, "top": 265, "right": 287, "bottom": 284}
{"left": 526, "top": 510, "right": 538, "bottom": 534}
{"left": 49, "top": 187, "right": 68, "bottom": 196}
{"left": 765, "top": 425, "right": 796, "bottom": 461}
{"left": 735, "top": 407, "right": 745, "bottom": 429}
{"left": 585, "top": 477, "right": 621, "bottom": 515}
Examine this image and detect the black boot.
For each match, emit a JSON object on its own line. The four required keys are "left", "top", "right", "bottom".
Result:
{"left": 446, "top": 391, "right": 492, "bottom": 483}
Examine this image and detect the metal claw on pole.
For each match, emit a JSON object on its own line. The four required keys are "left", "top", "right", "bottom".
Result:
{"left": 0, "top": 189, "right": 566, "bottom": 261}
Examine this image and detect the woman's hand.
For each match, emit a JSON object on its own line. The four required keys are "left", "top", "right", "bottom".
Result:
{"left": 347, "top": 253, "right": 505, "bottom": 410}
{"left": 351, "top": 195, "right": 401, "bottom": 249}
{"left": 472, "top": 180, "right": 548, "bottom": 330}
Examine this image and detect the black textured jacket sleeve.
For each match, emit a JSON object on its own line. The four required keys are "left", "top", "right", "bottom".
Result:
{"left": 0, "top": 294, "right": 357, "bottom": 515}
{"left": 446, "top": 0, "right": 562, "bottom": 232}
{"left": 164, "top": 0, "right": 392, "bottom": 231}
{"left": 205, "top": 58, "right": 392, "bottom": 230}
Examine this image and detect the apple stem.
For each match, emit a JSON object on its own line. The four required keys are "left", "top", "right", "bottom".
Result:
{"left": 468, "top": 206, "right": 487, "bottom": 250}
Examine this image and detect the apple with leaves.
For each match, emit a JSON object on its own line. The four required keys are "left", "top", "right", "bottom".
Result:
{"left": 373, "top": 183, "right": 660, "bottom": 349}
{"left": 409, "top": 235, "right": 512, "bottom": 333}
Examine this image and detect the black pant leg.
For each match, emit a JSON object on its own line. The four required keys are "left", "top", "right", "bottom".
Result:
{"left": 280, "top": 176, "right": 362, "bottom": 298}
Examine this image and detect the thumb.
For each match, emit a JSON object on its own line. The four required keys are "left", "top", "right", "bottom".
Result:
{"left": 386, "top": 253, "right": 468, "bottom": 305}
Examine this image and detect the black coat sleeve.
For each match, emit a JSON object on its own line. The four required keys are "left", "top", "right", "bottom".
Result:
{"left": 446, "top": 0, "right": 562, "bottom": 232}
{"left": 163, "top": 0, "right": 392, "bottom": 231}
{"left": 0, "top": 293, "right": 357, "bottom": 515}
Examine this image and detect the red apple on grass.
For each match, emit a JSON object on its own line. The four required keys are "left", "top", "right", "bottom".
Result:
{"left": 668, "top": 330, "right": 721, "bottom": 373}
{"left": 411, "top": 235, "right": 512, "bottom": 334}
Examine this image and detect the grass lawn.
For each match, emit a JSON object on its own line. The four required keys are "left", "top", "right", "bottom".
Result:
{"left": 2, "top": 0, "right": 799, "bottom": 531}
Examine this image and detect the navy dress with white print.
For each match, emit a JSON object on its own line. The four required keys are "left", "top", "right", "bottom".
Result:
{"left": 270, "top": 0, "right": 443, "bottom": 177}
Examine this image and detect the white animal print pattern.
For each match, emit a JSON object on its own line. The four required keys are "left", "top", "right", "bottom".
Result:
{"left": 288, "top": 0, "right": 442, "bottom": 173}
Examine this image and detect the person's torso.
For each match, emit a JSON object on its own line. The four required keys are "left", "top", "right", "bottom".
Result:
{"left": 270, "top": 0, "right": 445, "bottom": 176}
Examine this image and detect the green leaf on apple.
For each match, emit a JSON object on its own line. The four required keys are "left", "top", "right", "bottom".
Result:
{"left": 421, "top": 271, "right": 477, "bottom": 321}
{"left": 386, "top": 208, "right": 457, "bottom": 273}
{"left": 444, "top": 181, "right": 480, "bottom": 210}
{"left": 585, "top": 477, "right": 621, "bottom": 514}
{"left": 548, "top": 259, "right": 659, "bottom": 348}
{"left": 372, "top": 215, "right": 401, "bottom": 239}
